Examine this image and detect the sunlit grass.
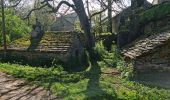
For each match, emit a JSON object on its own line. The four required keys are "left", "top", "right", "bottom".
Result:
{"left": 0, "top": 62, "right": 169, "bottom": 100}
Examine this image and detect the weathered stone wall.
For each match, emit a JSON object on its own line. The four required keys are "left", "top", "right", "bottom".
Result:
{"left": 143, "top": 16, "right": 170, "bottom": 34}
{"left": 0, "top": 50, "right": 70, "bottom": 66}
{"left": 68, "top": 32, "right": 84, "bottom": 59}
{"left": 0, "top": 32, "right": 85, "bottom": 66}
{"left": 134, "top": 40, "right": 170, "bottom": 71}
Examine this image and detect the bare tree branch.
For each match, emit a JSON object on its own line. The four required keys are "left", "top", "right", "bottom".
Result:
{"left": 90, "top": 8, "right": 107, "bottom": 19}
{"left": 23, "top": 4, "right": 48, "bottom": 19}
{"left": 6, "top": 0, "right": 22, "bottom": 8}
{"left": 44, "top": 1, "right": 76, "bottom": 13}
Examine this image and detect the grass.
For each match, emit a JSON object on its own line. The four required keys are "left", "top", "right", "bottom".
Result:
{"left": 0, "top": 57, "right": 170, "bottom": 100}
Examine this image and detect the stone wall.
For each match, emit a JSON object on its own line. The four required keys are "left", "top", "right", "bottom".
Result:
{"left": 0, "top": 49, "right": 70, "bottom": 66}
{"left": 143, "top": 16, "right": 170, "bottom": 34}
{"left": 134, "top": 40, "right": 170, "bottom": 71}
{"left": 0, "top": 32, "right": 85, "bottom": 66}
{"left": 68, "top": 32, "right": 84, "bottom": 59}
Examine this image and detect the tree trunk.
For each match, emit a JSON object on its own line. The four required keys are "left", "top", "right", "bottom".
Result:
{"left": 72, "top": 0, "right": 95, "bottom": 50}
{"left": 86, "top": 0, "right": 91, "bottom": 25}
{"left": 1, "top": 0, "right": 7, "bottom": 55}
{"left": 108, "top": 0, "right": 112, "bottom": 33}
{"left": 99, "top": 4, "right": 103, "bottom": 34}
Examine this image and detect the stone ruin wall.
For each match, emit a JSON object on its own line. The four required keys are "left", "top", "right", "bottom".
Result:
{"left": 0, "top": 50, "right": 70, "bottom": 66}
{"left": 143, "top": 16, "right": 170, "bottom": 34}
{"left": 134, "top": 40, "right": 170, "bottom": 72}
{"left": 0, "top": 32, "right": 85, "bottom": 65}
{"left": 68, "top": 33, "right": 84, "bottom": 59}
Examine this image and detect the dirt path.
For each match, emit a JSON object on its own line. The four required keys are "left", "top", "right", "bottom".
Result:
{"left": 0, "top": 72, "right": 58, "bottom": 100}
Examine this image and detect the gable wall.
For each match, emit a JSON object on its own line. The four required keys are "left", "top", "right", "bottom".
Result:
{"left": 134, "top": 40, "right": 170, "bottom": 72}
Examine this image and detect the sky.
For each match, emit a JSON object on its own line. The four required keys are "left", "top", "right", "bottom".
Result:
{"left": 5, "top": 0, "right": 154, "bottom": 17}
{"left": 148, "top": 0, "right": 154, "bottom": 3}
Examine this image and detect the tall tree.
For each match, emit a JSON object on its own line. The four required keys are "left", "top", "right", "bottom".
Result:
{"left": 1, "top": 0, "right": 7, "bottom": 53}
{"left": 72, "top": 0, "right": 95, "bottom": 50}
{"left": 108, "top": 0, "right": 112, "bottom": 33}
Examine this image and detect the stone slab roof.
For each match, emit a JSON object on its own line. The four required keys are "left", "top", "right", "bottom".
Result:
{"left": 121, "top": 31, "right": 170, "bottom": 59}
{"left": 0, "top": 31, "right": 76, "bottom": 54}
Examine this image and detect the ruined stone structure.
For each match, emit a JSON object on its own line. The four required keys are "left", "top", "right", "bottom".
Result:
{"left": 122, "top": 22, "right": 170, "bottom": 71}
{"left": 143, "top": 17, "right": 170, "bottom": 34}
{"left": 115, "top": 0, "right": 152, "bottom": 48}
{"left": 121, "top": 1, "right": 170, "bottom": 72}
{"left": 122, "top": 31, "right": 170, "bottom": 72}
{"left": 0, "top": 31, "right": 84, "bottom": 65}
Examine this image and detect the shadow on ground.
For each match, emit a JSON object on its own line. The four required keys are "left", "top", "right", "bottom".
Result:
{"left": 0, "top": 72, "right": 58, "bottom": 100}
{"left": 84, "top": 61, "right": 117, "bottom": 99}
{"left": 133, "top": 72, "right": 170, "bottom": 89}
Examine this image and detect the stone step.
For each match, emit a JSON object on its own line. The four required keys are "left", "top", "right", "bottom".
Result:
{"left": 37, "top": 45, "right": 70, "bottom": 49}
{"left": 35, "top": 49, "right": 68, "bottom": 53}
{"left": 42, "top": 43, "right": 71, "bottom": 47}
{"left": 56, "top": 45, "right": 70, "bottom": 48}
{"left": 50, "top": 48, "right": 68, "bottom": 50}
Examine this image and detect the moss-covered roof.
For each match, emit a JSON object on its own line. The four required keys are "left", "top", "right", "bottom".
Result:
{"left": 140, "top": 1, "right": 170, "bottom": 24}
{"left": 122, "top": 31, "right": 170, "bottom": 59}
{"left": 1, "top": 31, "right": 75, "bottom": 54}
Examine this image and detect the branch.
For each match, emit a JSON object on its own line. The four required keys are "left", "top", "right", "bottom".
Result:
{"left": 6, "top": 0, "right": 22, "bottom": 8}
{"left": 23, "top": 4, "right": 48, "bottom": 20}
{"left": 23, "top": 0, "right": 76, "bottom": 20}
{"left": 90, "top": 8, "right": 119, "bottom": 19}
{"left": 45, "top": 1, "right": 76, "bottom": 13}
{"left": 90, "top": 8, "right": 107, "bottom": 19}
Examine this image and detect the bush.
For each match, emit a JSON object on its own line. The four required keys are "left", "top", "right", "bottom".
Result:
{"left": 94, "top": 41, "right": 108, "bottom": 60}
{"left": 117, "top": 57, "right": 134, "bottom": 79}
{"left": 0, "top": 9, "right": 31, "bottom": 45}
{"left": 94, "top": 41, "right": 118, "bottom": 68}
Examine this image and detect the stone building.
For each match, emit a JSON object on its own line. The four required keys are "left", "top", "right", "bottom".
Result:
{"left": 122, "top": 31, "right": 170, "bottom": 71}
{"left": 0, "top": 31, "right": 84, "bottom": 65}
{"left": 121, "top": 1, "right": 170, "bottom": 72}
{"left": 50, "top": 13, "right": 78, "bottom": 31}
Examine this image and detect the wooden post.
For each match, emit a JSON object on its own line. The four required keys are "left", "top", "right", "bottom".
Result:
{"left": 1, "top": 0, "right": 7, "bottom": 57}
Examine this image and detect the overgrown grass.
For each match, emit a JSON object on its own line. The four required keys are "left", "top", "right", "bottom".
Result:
{"left": 0, "top": 43, "right": 170, "bottom": 100}
{"left": 0, "top": 62, "right": 169, "bottom": 100}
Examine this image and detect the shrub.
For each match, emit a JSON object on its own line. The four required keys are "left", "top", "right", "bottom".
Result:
{"left": 0, "top": 9, "right": 31, "bottom": 45}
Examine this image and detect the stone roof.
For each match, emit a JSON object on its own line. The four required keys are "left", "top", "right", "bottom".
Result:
{"left": 0, "top": 31, "right": 76, "bottom": 54}
{"left": 121, "top": 31, "right": 170, "bottom": 59}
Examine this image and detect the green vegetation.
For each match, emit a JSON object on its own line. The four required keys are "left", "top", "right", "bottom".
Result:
{"left": 0, "top": 9, "right": 31, "bottom": 45}
{"left": 1, "top": 2, "right": 170, "bottom": 99}
{"left": 140, "top": 2, "right": 170, "bottom": 24}
{"left": 0, "top": 43, "right": 169, "bottom": 100}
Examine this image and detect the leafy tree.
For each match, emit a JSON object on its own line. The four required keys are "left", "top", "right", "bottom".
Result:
{"left": 0, "top": 9, "right": 31, "bottom": 45}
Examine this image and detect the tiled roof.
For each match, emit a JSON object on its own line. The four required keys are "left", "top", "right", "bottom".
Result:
{"left": 1, "top": 31, "right": 75, "bottom": 54}
{"left": 121, "top": 31, "right": 170, "bottom": 59}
